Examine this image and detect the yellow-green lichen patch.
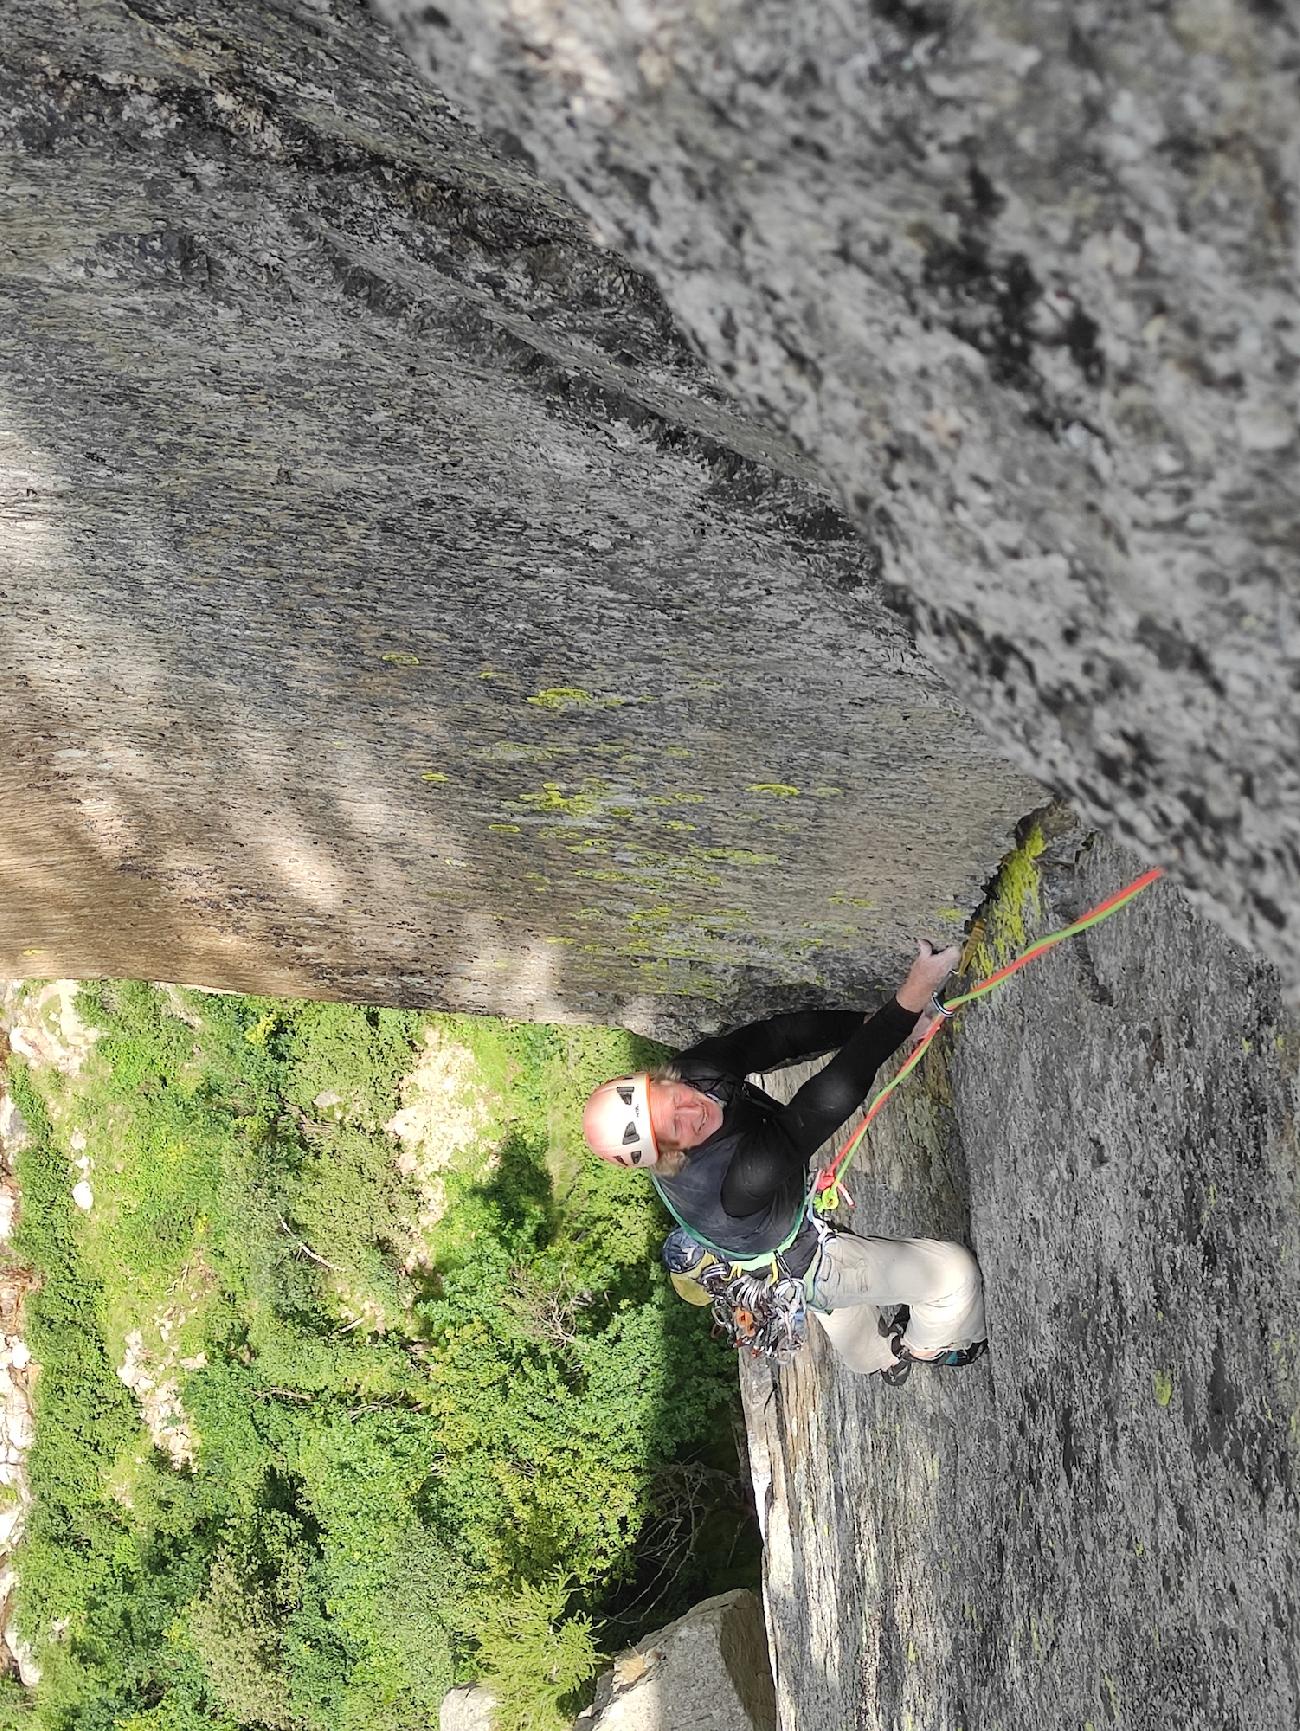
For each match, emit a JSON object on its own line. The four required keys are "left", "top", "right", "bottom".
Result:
{"left": 663, "top": 820, "right": 697, "bottom": 833}
{"left": 517, "top": 779, "right": 610, "bottom": 817}
{"left": 663, "top": 863, "right": 724, "bottom": 887}
{"left": 624, "top": 938, "right": 727, "bottom": 964}
{"left": 970, "top": 822, "right": 1046, "bottom": 975}
{"left": 420, "top": 772, "right": 448, "bottom": 784}
{"left": 625, "top": 905, "right": 678, "bottom": 929}
{"left": 629, "top": 959, "right": 724, "bottom": 1000}
{"left": 380, "top": 650, "right": 421, "bottom": 668}
{"left": 526, "top": 686, "right": 598, "bottom": 710}
{"left": 487, "top": 822, "right": 521, "bottom": 834}
{"left": 557, "top": 835, "right": 612, "bottom": 854}
{"left": 526, "top": 687, "right": 638, "bottom": 712}
{"left": 1152, "top": 1369, "right": 1174, "bottom": 1407}
{"left": 609, "top": 910, "right": 755, "bottom": 962}
{"left": 747, "top": 782, "right": 800, "bottom": 798}
{"left": 700, "top": 847, "right": 779, "bottom": 866}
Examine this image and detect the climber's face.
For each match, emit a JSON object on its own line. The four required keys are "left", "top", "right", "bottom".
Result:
{"left": 647, "top": 1079, "right": 722, "bottom": 1156}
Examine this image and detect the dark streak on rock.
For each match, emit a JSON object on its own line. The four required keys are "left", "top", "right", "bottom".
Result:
{"left": 967, "top": 160, "right": 1005, "bottom": 221}
{"left": 920, "top": 231, "right": 1042, "bottom": 391}
{"left": 869, "top": 0, "right": 951, "bottom": 43}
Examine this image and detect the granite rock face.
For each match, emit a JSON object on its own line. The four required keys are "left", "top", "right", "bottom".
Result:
{"left": 582, "top": 1590, "right": 777, "bottom": 1731}
{"left": 0, "top": 0, "right": 1038, "bottom": 1033}
{"left": 379, "top": 0, "right": 1300, "bottom": 979}
{"left": 438, "top": 1685, "right": 496, "bottom": 1731}
{"left": 743, "top": 826, "right": 1300, "bottom": 1730}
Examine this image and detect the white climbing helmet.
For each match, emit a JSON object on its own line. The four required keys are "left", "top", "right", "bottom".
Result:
{"left": 582, "top": 1074, "right": 659, "bottom": 1168}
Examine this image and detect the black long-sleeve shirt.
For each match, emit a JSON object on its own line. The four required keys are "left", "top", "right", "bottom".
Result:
{"left": 677, "top": 998, "right": 919, "bottom": 1218}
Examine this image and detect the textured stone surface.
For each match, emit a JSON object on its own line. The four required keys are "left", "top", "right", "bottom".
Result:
{"left": 586, "top": 1589, "right": 776, "bottom": 1731}
{"left": 0, "top": 0, "right": 1038, "bottom": 1033}
{"left": 380, "top": 0, "right": 1300, "bottom": 978}
{"left": 438, "top": 1684, "right": 496, "bottom": 1731}
{"left": 743, "top": 828, "right": 1300, "bottom": 1730}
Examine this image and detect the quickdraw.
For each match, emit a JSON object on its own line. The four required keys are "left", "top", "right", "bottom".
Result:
{"left": 661, "top": 1226, "right": 817, "bottom": 1364}
{"left": 813, "top": 865, "right": 1164, "bottom": 1212}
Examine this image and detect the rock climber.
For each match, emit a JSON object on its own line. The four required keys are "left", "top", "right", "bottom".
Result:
{"left": 581, "top": 941, "right": 987, "bottom": 1381}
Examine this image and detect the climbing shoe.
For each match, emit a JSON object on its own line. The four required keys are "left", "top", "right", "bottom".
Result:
{"left": 926, "top": 1339, "right": 988, "bottom": 1368}
{"left": 878, "top": 1308, "right": 988, "bottom": 1382}
{"left": 879, "top": 1348, "right": 912, "bottom": 1387}
{"left": 878, "top": 1307, "right": 912, "bottom": 1387}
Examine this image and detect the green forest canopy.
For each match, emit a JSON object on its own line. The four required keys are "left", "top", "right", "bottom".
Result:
{"left": 3, "top": 984, "right": 753, "bottom": 1731}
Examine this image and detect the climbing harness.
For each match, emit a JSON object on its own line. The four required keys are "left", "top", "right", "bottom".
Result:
{"left": 812, "top": 866, "right": 1164, "bottom": 1212}
{"left": 661, "top": 1221, "right": 831, "bottom": 1364}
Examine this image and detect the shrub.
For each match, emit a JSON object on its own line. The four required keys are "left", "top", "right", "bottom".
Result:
{"left": 0, "top": 1677, "right": 36, "bottom": 1729}
{"left": 471, "top": 1578, "right": 599, "bottom": 1731}
{"left": 185, "top": 1549, "right": 302, "bottom": 1731}
{"left": 9, "top": 987, "right": 753, "bottom": 1729}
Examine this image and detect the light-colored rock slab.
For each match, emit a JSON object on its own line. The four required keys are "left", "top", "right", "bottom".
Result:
{"left": 591, "top": 1590, "right": 776, "bottom": 1731}
{"left": 439, "top": 1683, "right": 497, "bottom": 1731}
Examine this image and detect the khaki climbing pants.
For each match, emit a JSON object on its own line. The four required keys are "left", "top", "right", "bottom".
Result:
{"left": 806, "top": 1231, "right": 986, "bottom": 1376}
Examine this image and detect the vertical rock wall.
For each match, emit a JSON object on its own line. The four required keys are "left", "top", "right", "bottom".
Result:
{"left": 380, "top": 0, "right": 1300, "bottom": 979}
{"left": 0, "top": 0, "right": 1040, "bottom": 1031}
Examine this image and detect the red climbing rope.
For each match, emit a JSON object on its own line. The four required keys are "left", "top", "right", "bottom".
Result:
{"left": 812, "top": 866, "right": 1165, "bottom": 1211}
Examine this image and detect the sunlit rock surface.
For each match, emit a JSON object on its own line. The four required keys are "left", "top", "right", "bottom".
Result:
{"left": 0, "top": 0, "right": 1038, "bottom": 1031}
{"left": 381, "top": 0, "right": 1300, "bottom": 979}
{"left": 582, "top": 1589, "right": 776, "bottom": 1731}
